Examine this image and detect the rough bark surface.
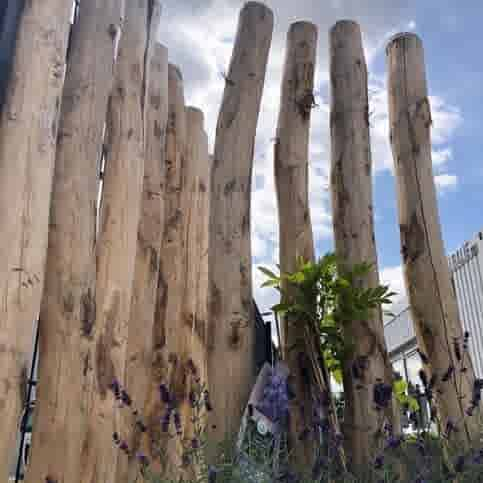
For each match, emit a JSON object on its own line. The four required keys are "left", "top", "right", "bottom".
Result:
{"left": 208, "top": 1, "right": 273, "bottom": 444}
{"left": 274, "top": 21, "right": 319, "bottom": 468}
{"left": 118, "top": 22, "right": 167, "bottom": 483}
{"left": 143, "top": 63, "right": 188, "bottom": 479}
{"left": 177, "top": 106, "right": 210, "bottom": 478}
{"left": 0, "top": 1, "right": 72, "bottom": 477}
{"left": 183, "top": 106, "right": 210, "bottom": 387}
{"left": 79, "top": 3, "right": 149, "bottom": 482}
{"left": 330, "top": 20, "right": 395, "bottom": 470}
{"left": 23, "top": 2, "right": 124, "bottom": 483}
{"left": 387, "top": 32, "right": 480, "bottom": 448}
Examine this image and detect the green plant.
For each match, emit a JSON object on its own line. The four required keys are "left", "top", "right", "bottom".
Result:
{"left": 259, "top": 254, "right": 395, "bottom": 384}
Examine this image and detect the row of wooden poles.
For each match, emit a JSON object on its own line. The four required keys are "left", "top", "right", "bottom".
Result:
{"left": 0, "top": 1, "right": 478, "bottom": 482}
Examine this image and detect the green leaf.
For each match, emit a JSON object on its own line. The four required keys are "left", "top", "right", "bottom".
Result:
{"left": 258, "top": 266, "right": 279, "bottom": 280}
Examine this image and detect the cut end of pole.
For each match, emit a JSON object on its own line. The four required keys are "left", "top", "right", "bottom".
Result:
{"left": 241, "top": 1, "right": 274, "bottom": 21}
{"left": 288, "top": 21, "right": 318, "bottom": 45}
{"left": 330, "top": 19, "right": 361, "bottom": 37}
{"left": 289, "top": 20, "right": 318, "bottom": 35}
{"left": 386, "top": 32, "right": 422, "bottom": 55}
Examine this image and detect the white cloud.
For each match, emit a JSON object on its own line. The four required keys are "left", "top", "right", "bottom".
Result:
{"left": 435, "top": 173, "right": 458, "bottom": 192}
{"left": 430, "top": 95, "right": 463, "bottom": 145}
{"left": 380, "top": 265, "right": 408, "bottom": 319}
{"left": 432, "top": 147, "right": 452, "bottom": 167}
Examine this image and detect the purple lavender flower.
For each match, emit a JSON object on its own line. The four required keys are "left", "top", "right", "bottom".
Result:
{"left": 136, "top": 452, "right": 150, "bottom": 467}
{"left": 386, "top": 435, "right": 403, "bottom": 450}
{"left": 120, "top": 389, "right": 132, "bottom": 406}
{"left": 160, "top": 410, "right": 171, "bottom": 432}
{"left": 203, "top": 389, "right": 213, "bottom": 411}
{"left": 454, "top": 455, "right": 465, "bottom": 473}
{"left": 373, "top": 382, "right": 392, "bottom": 408}
{"left": 255, "top": 369, "right": 289, "bottom": 424}
{"left": 119, "top": 441, "right": 129, "bottom": 454}
{"left": 208, "top": 466, "right": 220, "bottom": 483}
{"left": 173, "top": 410, "right": 182, "bottom": 435}
{"left": 159, "top": 383, "right": 171, "bottom": 404}
{"left": 373, "top": 454, "right": 384, "bottom": 470}
{"left": 110, "top": 379, "right": 121, "bottom": 399}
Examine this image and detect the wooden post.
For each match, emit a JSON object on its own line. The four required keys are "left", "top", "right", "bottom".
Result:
{"left": 0, "top": 1, "right": 73, "bottom": 477}
{"left": 330, "top": 20, "right": 394, "bottom": 469}
{"left": 274, "top": 21, "right": 319, "bottom": 468}
{"left": 208, "top": 1, "right": 273, "bottom": 444}
{"left": 387, "top": 33, "right": 480, "bottom": 447}
{"left": 195, "top": 154, "right": 212, "bottom": 372}
{"left": 183, "top": 106, "right": 210, "bottom": 387}
{"left": 143, "top": 63, "right": 188, "bottom": 479}
{"left": 79, "top": 3, "right": 150, "bottom": 482}
{"left": 22, "top": 2, "right": 124, "bottom": 483}
{"left": 175, "top": 106, "right": 211, "bottom": 478}
{"left": 117, "top": 26, "right": 167, "bottom": 483}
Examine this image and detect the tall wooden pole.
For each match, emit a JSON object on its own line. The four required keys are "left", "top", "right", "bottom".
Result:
{"left": 79, "top": 3, "right": 150, "bottom": 482}
{"left": 387, "top": 33, "right": 480, "bottom": 448}
{"left": 23, "top": 2, "right": 124, "bottom": 482}
{"left": 117, "top": 29, "right": 167, "bottom": 483}
{"left": 330, "top": 20, "right": 395, "bottom": 469}
{"left": 183, "top": 106, "right": 210, "bottom": 387}
{"left": 208, "top": 1, "right": 273, "bottom": 444}
{"left": 143, "top": 63, "right": 187, "bottom": 479}
{"left": 274, "top": 21, "right": 319, "bottom": 468}
{"left": 0, "top": 1, "right": 72, "bottom": 477}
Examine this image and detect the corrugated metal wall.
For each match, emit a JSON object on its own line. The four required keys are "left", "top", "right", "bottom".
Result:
{"left": 449, "top": 232, "right": 483, "bottom": 377}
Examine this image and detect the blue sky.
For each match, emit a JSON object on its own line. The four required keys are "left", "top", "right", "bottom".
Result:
{"left": 158, "top": 0, "right": 483, "bottom": 313}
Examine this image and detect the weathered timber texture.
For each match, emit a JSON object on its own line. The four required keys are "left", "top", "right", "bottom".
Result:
{"left": 176, "top": 106, "right": 210, "bottom": 479}
{"left": 208, "top": 1, "right": 273, "bottom": 444}
{"left": 274, "top": 20, "right": 319, "bottom": 468}
{"left": 79, "top": 3, "right": 149, "bottom": 482}
{"left": 117, "top": 8, "right": 166, "bottom": 483}
{"left": 330, "top": 20, "right": 395, "bottom": 469}
{"left": 195, "top": 151, "right": 212, "bottom": 364}
{"left": 387, "top": 32, "right": 480, "bottom": 448}
{"left": 144, "top": 63, "right": 188, "bottom": 479}
{"left": 0, "top": 1, "right": 72, "bottom": 477}
{"left": 183, "top": 106, "right": 210, "bottom": 386}
{"left": 23, "top": 2, "right": 124, "bottom": 483}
